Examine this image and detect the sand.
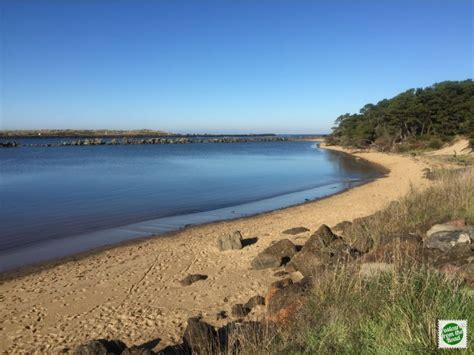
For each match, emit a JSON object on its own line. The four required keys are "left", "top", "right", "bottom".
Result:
{"left": 427, "top": 138, "right": 472, "bottom": 156}
{"left": 0, "top": 145, "right": 432, "bottom": 353}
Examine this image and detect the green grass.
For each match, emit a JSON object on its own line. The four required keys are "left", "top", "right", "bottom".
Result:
{"left": 344, "top": 168, "right": 474, "bottom": 248}
{"left": 274, "top": 265, "right": 473, "bottom": 354}
{"left": 245, "top": 169, "right": 474, "bottom": 354}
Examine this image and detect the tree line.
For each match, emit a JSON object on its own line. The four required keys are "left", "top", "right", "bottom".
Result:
{"left": 327, "top": 79, "right": 474, "bottom": 151}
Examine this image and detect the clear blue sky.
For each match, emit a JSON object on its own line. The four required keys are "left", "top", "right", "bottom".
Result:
{"left": 1, "top": 0, "right": 472, "bottom": 134}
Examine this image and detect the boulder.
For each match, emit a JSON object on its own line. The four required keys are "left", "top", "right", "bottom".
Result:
{"left": 350, "top": 234, "right": 374, "bottom": 254}
{"left": 231, "top": 304, "right": 251, "bottom": 318}
{"left": 424, "top": 231, "right": 471, "bottom": 252}
{"left": 426, "top": 224, "right": 466, "bottom": 239}
{"left": 265, "top": 278, "right": 293, "bottom": 308}
{"left": 251, "top": 239, "right": 297, "bottom": 270}
{"left": 180, "top": 274, "right": 208, "bottom": 286}
{"left": 285, "top": 251, "right": 325, "bottom": 277}
{"left": 282, "top": 227, "right": 310, "bottom": 235}
{"left": 332, "top": 220, "right": 352, "bottom": 234}
{"left": 286, "top": 225, "right": 358, "bottom": 277}
{"left": 73, "top": 339, "right": 127, "bottom": 355}
{"left": 304, "top": 225, "right": 339, "bottom": 251}
{"left": 217, "top": 231, "right": 243, "bottom": 251}
{"left": 432, "top": 243, "right": 473, "bottom": 267}
{"left": 183, "top": 317, "right": 218, "bottom": 354}
{"left": 341, "top": 217, "right": 375, "bottom": 253}
{"left": 266, "top": 277, "right": 313, "bottom": 323}
{"left": 122, "top": 346, "right": 155, "bottom": 355}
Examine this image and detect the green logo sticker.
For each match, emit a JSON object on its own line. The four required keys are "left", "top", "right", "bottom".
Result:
{"left": 438, "top": 320, "right": 467, "bottom": 349}
{"left": 442, "top": 323, "right": 463, "bottom": 345}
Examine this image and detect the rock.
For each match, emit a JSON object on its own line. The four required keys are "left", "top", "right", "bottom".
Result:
{"left": 156, "top": 344, "right": 186, "bottom": 355}
{"left": 265, "top": 278, "right": 293, "bottom": 307}
{"left": 341, "top": 217, "right": 375, "bottom": 253}
{"left": 266, "top": 277, "right": 313, "bottom": 323}
{"left": 424, "top": 231, "right": 471, "bottom": 252}
{"left": 288, "top": 271, "right": 305, "bottom": 283}
{"left": 286, "top": 252, "right": 325, "bottom": 277}
{"left": 231, "top": 304, "right": 251, "bottom": 318}
{"left": 244, "top": 295, "right": 265, "bottom": 309}
{"left": 282, "top": 227, "right": 310, "bottom": 235}
{"left": 432, "top": 243, "right": 473, "bottom": 267}
{"left": 180, "top": 274, "right": 208, "bottom": 286}
{"left": 359, "top": 262, "right": 395, "bottom": 279}
{"left": 286, "top": 225, "right": 357, "bottom": 277}
{"left": 217, "top": 231, "right": 243, "bottom": 251}
{"left": 304, "top": 225, "right": 339, "bottom": 251}
{"left": 332, "top": 220, "right": 352, "bottom": 234}
{"left": 0, "top": 141, "right": 19, "bottom": 148}
{"left": 73, "top": 339, "right": 127, "bottom": 355}
{"left": 426, "top": 224, "right": 465, "bottom": 239}
{"left": 122, "top": 346, "right": 155, "bottom": 355}
{"left": 183, "top": 317, "right": 218, "bottom": 354}
{"left": 251, "top": 239, "right": 297, "bottom": 270}
{"left": 350, "top": 234, "right": 374, "bottom": 254}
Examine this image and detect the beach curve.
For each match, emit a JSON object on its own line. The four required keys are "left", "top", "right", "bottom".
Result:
{"left": 0, "top": 145, "right": 431, "bottom": 353}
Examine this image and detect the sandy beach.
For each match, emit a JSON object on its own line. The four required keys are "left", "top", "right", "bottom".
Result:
{"left": 0, "top": 145, "right": 432, "bottom": 353}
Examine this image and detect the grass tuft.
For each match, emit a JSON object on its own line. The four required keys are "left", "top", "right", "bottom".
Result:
{"left": 243, "top": 168, "right": 473, "bottom": 354}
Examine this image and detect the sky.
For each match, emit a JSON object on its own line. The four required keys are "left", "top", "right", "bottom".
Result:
{"left": 0, "top": 0, "right": 472, "bottom": 134}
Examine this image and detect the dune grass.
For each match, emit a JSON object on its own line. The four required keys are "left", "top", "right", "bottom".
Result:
{"left": 272, "top": 264, "right": 473, "bottom": 354}
{"left": 345, "top": 167, "right": 474, "bottom": 248}
{"left": 242, "top": 168, "right": 474, "bottom": 354}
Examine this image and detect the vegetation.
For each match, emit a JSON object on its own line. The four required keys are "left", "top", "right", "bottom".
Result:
{"left": 276, "top": 264, "right": 473, "bottom": 354}
{"left": 328, "top": 80, "right": 474, "bottom": 151}
{"left": 249, "top": 169, "right": 474, "bottom": 354}
{"left": 344, "top": 168, "right": 474, "bottom": 247}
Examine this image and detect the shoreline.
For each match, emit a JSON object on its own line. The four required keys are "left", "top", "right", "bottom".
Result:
{"left": 0, "top": 145, "right": 431, "bottom": 353}
{"left": 0, "top": 146, "right": 387, "bottom": 279}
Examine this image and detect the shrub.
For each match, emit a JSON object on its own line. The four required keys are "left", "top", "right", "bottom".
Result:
{"left": 428, "top": 136, "right": 444, "bottom": 150}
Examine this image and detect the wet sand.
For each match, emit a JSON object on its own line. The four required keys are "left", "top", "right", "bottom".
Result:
{"left": 0, "top": 145, "right": 431, "bottom": 353}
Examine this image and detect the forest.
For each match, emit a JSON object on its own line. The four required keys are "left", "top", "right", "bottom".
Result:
{"left": 327, "top": 80, "right": 474, "bottom": 151}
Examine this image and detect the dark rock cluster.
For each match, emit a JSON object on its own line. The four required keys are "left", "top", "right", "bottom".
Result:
{"left": 0, "top": 140, "right": 18, "bottom": 147}
{"left": 72, "top": 213, "right": 474, "bottom": 354}
{"left": 2, "top": 135, "right": 288, "bottom": 148}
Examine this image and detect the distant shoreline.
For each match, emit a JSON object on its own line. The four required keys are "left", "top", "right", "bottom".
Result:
{"left": 0, "top": 129, "right": 315, "bottom": 139}
{"left": 0, "top": 133, "right": 326, "bottom": 148}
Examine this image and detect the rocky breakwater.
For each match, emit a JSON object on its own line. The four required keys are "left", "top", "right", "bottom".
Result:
{"left": 2, "top": 135, "right": 289, "bottom": 148}
{"left": 0, "top": 140, "right": 18, "bottom": 148}
{"left": 62, "top": 136, "right": 288, "bottom": 146}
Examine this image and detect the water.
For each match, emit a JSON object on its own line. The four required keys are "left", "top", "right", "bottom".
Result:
{"left": 0, "top": 140, "right": 383, "bottom": 271}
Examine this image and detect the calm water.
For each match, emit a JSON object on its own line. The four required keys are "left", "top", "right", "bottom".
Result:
{"left": 0, "top": 140, "right": 383, "bottom": 271}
